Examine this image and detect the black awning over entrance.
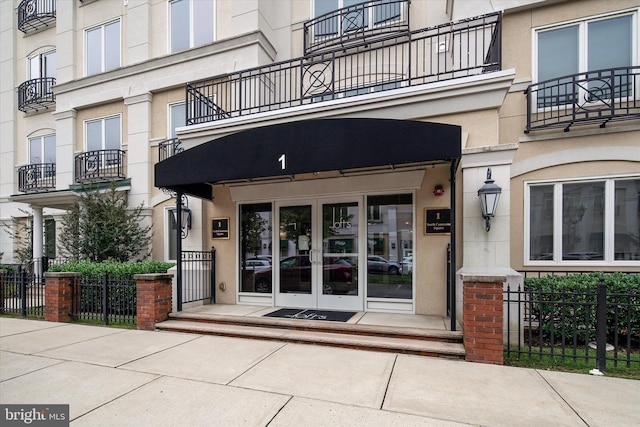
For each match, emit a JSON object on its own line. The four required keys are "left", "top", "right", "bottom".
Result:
{"left": 155, "top": 118, "right": 461, "bottom": 199}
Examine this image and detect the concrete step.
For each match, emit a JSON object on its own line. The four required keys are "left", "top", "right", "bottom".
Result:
{"left": 156, "top": 315, "right": 465, "bottom": 358}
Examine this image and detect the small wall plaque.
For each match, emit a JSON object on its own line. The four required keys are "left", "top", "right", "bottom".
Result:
{"left": 425, "top": 208, "right": 451, "bottom": 234}
{"left": 211, "top": 217, "right": 230, "bottom": 239}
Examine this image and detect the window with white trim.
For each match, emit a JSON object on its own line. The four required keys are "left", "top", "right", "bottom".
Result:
{"left": 169, "top": 0, "right": 215, "bottom": 53}
{"left": 169, "top": 102, "right": 186, "bottom": 139}
{"left": 526, "top": 177, "right": 640, "bottom": 264}
{"left": 85, "top": 19, "right": 121, "bottom": 75}
{"left": 28, "top": 50, "right": 56, "bottom": 80}
{"left": 29, "top": 134, "right": 56, "bottom": 165}
{"left": 85, "top": 115, "right": 121, "bottom": 152}
{"left": 534, "top": 11, "right": 636, "bottom": 107}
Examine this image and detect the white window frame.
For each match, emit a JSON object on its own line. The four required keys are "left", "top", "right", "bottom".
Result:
{"left": 524, "top": 174, "right": 640, "bottom": 266}
{"left": 168, "top": 101, "right": 186, "bottom": 139}
{"left": 168, "top": 0, "right": 216, "bottom": 53}
{"left": 164, "top": 206, "right": 178, "bottom": 262}
{"left": 532, "top": 9, "right": 639, "bottom": 110}
{"left": 84, "top": 18, "right": 122, "bottom": 76}
{"left": 27, "top": 49, "right": 56, "bottom": 80}
{"left": 84, "top": 114, "right": 122, "bottom": 152}
{"left": 28, "top": 133, "right": 56, "bottom": 165}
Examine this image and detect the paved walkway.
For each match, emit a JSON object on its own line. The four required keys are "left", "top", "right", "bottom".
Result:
{"left": 1, "top": 317, "right": 638, "bottom": 426}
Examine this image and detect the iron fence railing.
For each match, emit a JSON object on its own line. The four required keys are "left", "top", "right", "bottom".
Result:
{"left": 0, "top": 266, "right": 45, "bottom": 318}
{"left": 18, "top": 77, "right": 56, "bottom": 112}
{"left": 180, "top": 249, "right": 215, "bottom": 307}
{"left": 303, "top": 0, "right": 410, "bottom": 55}
{"left": 74, "top": 149, "right": 126, "bottom": 183}
{"left": 186, "top": 12, "right": 501, "bottom": 125}
{"left": 525, "top": 66, "right": 640, "bottom": 133}
{"left": 18, "top": 0, "right": 56, "bottom": 33}
{"left": 70, "top": 273, "right": 137, "bottom": 326}
{"left": 505, "top": 276, "right": 639, "bottom": 372}
{"left": 159, "top": 138, "right": 184, "bottom": 161}
{"left": 18, "top": 163, "right": 56, "bottom": 192}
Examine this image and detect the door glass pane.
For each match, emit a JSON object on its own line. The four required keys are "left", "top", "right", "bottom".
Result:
{"left": 367, "top": 194, "right": 412, "bottom": 299}
{"left": 44, "top": 135, "right": 56, "bottom": 164}
{"left": 322, "top": 202, "right": 357, "bottom": 295}
{"left": 170, "top": 0, "right": 190, "bottom": 52}
{"left": 537, "top": 25, "right": 578, "bottom": 107}
{"left": 374, "top": 0, "right": 401, "bottom": 25}
{"left": 29, "top": 137, "right": 41, "bottom": 164}
{"left": 104, "top": 21, "right": 120, "bottom": 71}
{"left": 343, "top": 0, "right": 367, "bottom": 33}
{"left": 278, "top": 205, "right": 312, "bottom": 294}
{"left": 86, "top": 120, "right": 102, "bottom": 151}
{"left": 193, "top": 0, "right": 214, "bottom": 47}
{"left": 29, "top": 55, "right": 40, "bottom": 79}
{"left": 562, "top": 182, "right": 604, "bottom": 260}
{"left": 529, "top": 185, "right": 554, "bottom": 261}
{"left": 588, "top": 15, "right": 632, "bottom": 99}
{"left": 44, "top": 51, "right": 56, "bottom": 78}
{"left": 240, "top": 203, "right": 273, "bottom": 293}
{"left": 170, "top": 103, "right": 186, "bottom": 138}
{"left": 614, "top": 179, "right": 640, "bottom": 261}
{"left": 314, "top": 0, "right": 338, "bottom": 38}
{"left": 105, "top": 117, "right": 120, "bottom": 150}
{"left": 86, "top": 27, "right": 102, "bottom": 75}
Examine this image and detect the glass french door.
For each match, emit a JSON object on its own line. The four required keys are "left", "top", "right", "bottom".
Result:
{"left": 275, "top": 198, "right": 362, "bottom": 311}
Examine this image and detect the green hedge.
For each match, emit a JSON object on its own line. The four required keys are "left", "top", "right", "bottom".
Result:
{"left": 48, "top": 260, "right": 175, "bottom": 278}
{"left": 524, "top": 273, "right": 640, "bottom": 346}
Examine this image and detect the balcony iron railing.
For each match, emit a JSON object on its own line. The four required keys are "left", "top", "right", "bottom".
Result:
{"left": 74, "top": 149, "right": 126, "bottom": 183}
{"left": 18, "top": 0, "right": 56, "bottom": 34}
{"left": 525, "top": 66, "right": 640, "bottom": 133}
{"left": 18, "top": 77, "right": 56, "bottom": 112}
{"left": 159, "top": 138, "right": 184, "bottom": 161}
{"left": 18, "top": 163, "right": 56, "bottom": 192}
{"left": 186, "top": 12, "right": 502, "bottom": 126}
{"left": 303, "top": 0, "right": 410, "bottom": 55}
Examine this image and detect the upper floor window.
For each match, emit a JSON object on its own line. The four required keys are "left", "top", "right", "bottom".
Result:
{"left": 526, "top": 177, "right": 640, "bottom": 264}
{"left": 29, "top": 134, "right": 56, "bottom": 165}
{"left": 85, "top": 19, "right": 121, "bottom": 75}
{"left": 86, "top": 115, "right": 121, "bottom": 151}
{"left": 313, "top": 0, "right": 402, "bottom": 38}
{"left": 169, "top": 102, "right": 186, "bottom": 138}
{"left": 535, "top": 12, "right": 635, "bottom": 107}
{"left": 169, "top": 0, "right": 215, "bottom": 53}
{"left": 28, "top": 50, "right": 56, "bottom": 80}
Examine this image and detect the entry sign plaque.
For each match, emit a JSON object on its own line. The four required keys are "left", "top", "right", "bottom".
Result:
{"left": 211, "top": 217, "right": 230, "bottom": 239}
{"left": 425, "top": 208, "right": 451, "bottom": 234}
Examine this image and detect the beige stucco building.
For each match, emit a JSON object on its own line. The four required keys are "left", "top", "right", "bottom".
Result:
{"left": 1, "top": 0, "right": 638, "bottom": 324}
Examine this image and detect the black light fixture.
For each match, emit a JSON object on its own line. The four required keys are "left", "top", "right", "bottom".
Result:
{"left": 173, "top": 195, "right": 192, "bottom": 239}
{"left": 477, "top": 168, "right": 502, "bottom": 232}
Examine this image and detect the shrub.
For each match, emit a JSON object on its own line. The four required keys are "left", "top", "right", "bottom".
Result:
{"left": 524, "top": 273, "right": 640, "bottom": 347}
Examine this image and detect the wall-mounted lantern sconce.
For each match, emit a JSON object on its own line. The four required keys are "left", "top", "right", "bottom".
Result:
{"left": 172, "top": 195, "right": 192, "bottom": 239}
{"left": 477, "top": 168, "right": 502, "bottom": 232}
{"left": 433, "top": 184, "right": 445, "bottom": 196}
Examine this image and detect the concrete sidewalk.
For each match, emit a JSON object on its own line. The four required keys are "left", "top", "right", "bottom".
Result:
{"left": 0, "top": 317, "right": 638, "bottom": 426}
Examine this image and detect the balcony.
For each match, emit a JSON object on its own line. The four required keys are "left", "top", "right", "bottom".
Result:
{"left": 18, "top": 163, "right": 56, "bottom": 192}
{"left": 303, "top": 0, "right": 410, "bottom": 55}
{"left": 18, "top": 0, "right": 56, "bottom": 34}
{"left": 18, "top": 77, "right": 56, "bottom": 113}
{"left": 525, "top": 66, "right": 640, "bottom": 133}
{"left": 158, "top": 138, "right": 184, "bottom": 161}
{"left": 186, "top": 12, "right": 502, "bottom": 126}
{"left": 74, "top": 149, "right": 126, "bottom": 184}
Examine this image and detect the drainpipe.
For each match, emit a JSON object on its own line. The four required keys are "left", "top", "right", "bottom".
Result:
{"left": 449, "top": 160, "right": 457, "bottom": 331}
{"left": 176, "top": 192, "right": 183, "bottom": 312}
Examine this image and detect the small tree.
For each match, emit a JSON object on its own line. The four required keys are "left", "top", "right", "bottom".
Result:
{"left": 59, "top": 184, "right": 152, "bottom": 262}
{"left": 2, "top": 209, "right": 34, "bottom": 266}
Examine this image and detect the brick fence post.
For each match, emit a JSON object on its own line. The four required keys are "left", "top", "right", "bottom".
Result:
{"left": 44, "top": 272, "right": 80, "bottom": 323}
{"left": 461, "top": 273, "right": 505, "bottom": 365}
{"left": 135, "top": 274, "right": 173, "bottom": 331}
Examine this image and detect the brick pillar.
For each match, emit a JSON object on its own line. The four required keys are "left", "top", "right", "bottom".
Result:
{"left": 136, "top": 274, "right": 173, "bottom": 331}
{"left": 45, "top": 272, "right": 80, "bottom": 323}
{"left": 461, "top": 274, "right": 505, "bottom": 365}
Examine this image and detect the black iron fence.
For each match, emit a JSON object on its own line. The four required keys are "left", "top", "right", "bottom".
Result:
{"left": 505, "top": 276, "right": 639, "bottom": 372}
{"left": 525, "top": 66, "right": 640, "bottom": 133}
{"left": 18, "top": 163, "right": 56, "bottom": 192}
{"left": 186, "top": 12, "right": 501, "bottom": 125}
{"left": 0, "top": 266, "right": 45, "bottom": 318}
{"left": 158, "top": 138, "right": 183, "bottom": 161}
{"left": 180, "top": 249, "right": 216, "bottom": 306}
{"left": 70, "top": 273, "right": 136, "bottom": 326}
{"left": 18, "top": 77, "right": 56, "bottom": 112}
{"left": 18, "top": 0, "right": 56, "bottom": 33}
{"left": 74, "top": 149, "right": 126, "bottom": 183}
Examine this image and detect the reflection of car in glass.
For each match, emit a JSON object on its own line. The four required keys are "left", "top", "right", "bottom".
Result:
{"left": 367, "top": 255, "right": 400, "bottom": 275}
{"left": 244, "top": 258, "right": 271, "bottom": 270}
{"left": 400, "top": 256, "right": 412, "bottom": 275}
{"left": 254, "top": 255, "right": 353, "bottom": 294}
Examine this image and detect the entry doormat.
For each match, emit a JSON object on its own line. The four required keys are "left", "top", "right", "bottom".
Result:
{"left": 264, "top": 308, "right": 356, "bottom": 322}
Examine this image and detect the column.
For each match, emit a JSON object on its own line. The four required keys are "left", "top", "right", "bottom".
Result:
{"left": 44, "top": 272, "right": 80, "bottom": 323}
{"left": 136, "top": 274, "right": 173, "bottom": 331}
{"left": 32, "top": 206, "right": 44, "bottom": 276}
